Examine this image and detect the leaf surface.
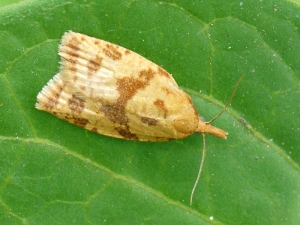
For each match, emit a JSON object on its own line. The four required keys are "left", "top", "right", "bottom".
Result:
{"left": 0, "top": 0, "right": 299, "bottom": 224}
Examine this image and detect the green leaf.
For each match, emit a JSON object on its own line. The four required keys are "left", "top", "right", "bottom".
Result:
{"left": 0, "top": 0, "right": 22, "bottom": 8}
{"left": 1, "top": 0, "right": 299, "bottom": 224}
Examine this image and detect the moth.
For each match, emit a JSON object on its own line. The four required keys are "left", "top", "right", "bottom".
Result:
{"left": 36, "top": 31, "right": 242, "bottom": 205}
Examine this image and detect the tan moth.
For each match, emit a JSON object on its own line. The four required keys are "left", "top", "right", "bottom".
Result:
{"left": 36, "top": 31, "right": 242, "bottom": 205}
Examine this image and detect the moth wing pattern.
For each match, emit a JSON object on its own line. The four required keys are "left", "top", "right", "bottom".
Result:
{"left": 36, "top": 31, "right": 200, "bottom": 141}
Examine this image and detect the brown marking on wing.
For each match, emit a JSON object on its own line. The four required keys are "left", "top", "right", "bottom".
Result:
{"left": 79, "top": 85, "right": 86, "bottom": 92}
{"left": 67, "top": 63, "right": 77, "bottom": 73}
{"left": 91, "top": 127, "right": 98, "bottom": 132}
{"left": 63, "top": 50, "right": 79, "bottom": 72}
{"left": 99, "top": 68, "right": 156, "bottom": 140}
{"left": 101, "top": 104, "right": 127, "bottom": 126}
{"left": 116, "top": 68, "right": 155, "bottom": 107}
{"left": 162, "top": 87, "right": 172, "bottom": 95}
{"left": 141, "top": 117, "right": 158, "bottom": 126}
{"left": 87, "top": 55, "right": 103, "bottom": 77}
{"left": 68, "top": 94, "right": 85, "bottom": 114}
{"left": 157, "top": 67, "right": 171, "bottom": 79}
{"left": 103, "top": 43, "right": 122, "bottom": 60}
{"left": 125, "top": 50, "right": 131, "bottom": 55}
{"left": 115, "top": 127, "right": 138, "bottom": 140}
{"left": 42, "top": 81, "right": 66, "bottom": 110}
{"left": 154, "top": 99, "right": 167, "bottom": 118}
{"left": 67, "top": 36, "right": 81, "bottom": 52}
{"left": 186, "top": 95, "right": 193, "bottom": 105}
{"left": 73, "top": 117, "right": 89, "bottom": 127}
{"left": 65, "top": 50, "right": 80, "bottom": 59}
{"left": 63, "top": 38, "right": 81, "bottom": 72}
{"left": 72, "top": 75, "right": 78, "bottom": 83}
{"left": 69, "top": 66, "right": 77, "bottom": 73}
{"left": 43, "top": 97, "right": 58, "bottom": 111}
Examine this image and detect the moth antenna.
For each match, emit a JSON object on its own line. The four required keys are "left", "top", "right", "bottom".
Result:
{"left": 190, "top": 133, "right": 206, "bottom": 206}
{"left": 190, "top": 75, "right": 244, "bottom": 205}
{"left": 209, "top": 74, "right": 245, "bottom": 124}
